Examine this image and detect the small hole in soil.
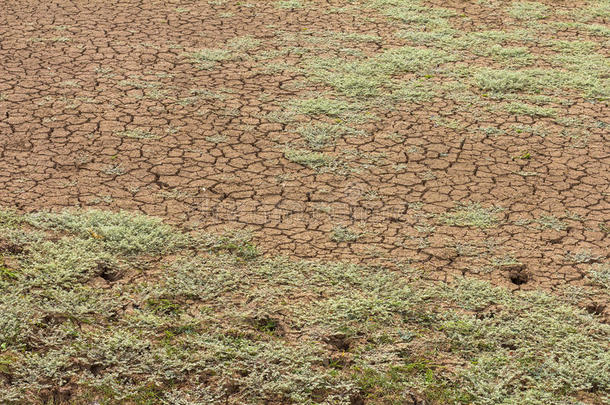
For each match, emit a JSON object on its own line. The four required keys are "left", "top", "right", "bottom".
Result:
{"left": 501, "top": 342, "right": 517, "bottom": 350}
{"left": 42, "top": 314, "right": 68, "bottom": 325}
{"left": 41, "top": 386, "right": 73, "bottom": 404}
{"left": 509, "top": 271, "right": 529, "bottom": 285}
{"left": 90, "top": 364, "right": 104, "bottom": 376}
{"left": 97, "top": 262, "right": 121, "bottom": 282}
{"left": 586, "top": 303, "right": 605, "bottom": 316}
{"left": 251, "top": 316, "right": 283, "bottom": 335}
{"left": 311, "top": 387, "right": 326, "bottom": 402}
{"left": 350, "top": 393, "right": 365, "bottom": 405}
{"left": 476, "top": 311, "right": 495, "bottom": 320}
{"left": 0, "top": 240, "right": 23, "bottom": 254}
{"left": 224, "top": 381, "right": 240, "bottom": 395}
{"left": 325, "top": 333, "right": 351, "bottom": 351}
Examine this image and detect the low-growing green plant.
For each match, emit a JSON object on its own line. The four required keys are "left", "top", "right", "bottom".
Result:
{"left": 290, "top": 97, "right": 364, "bottom": 118}
{"left": 535, "top": 215, "right": 567, "bottom": 231}
{"left": 284, "top": 148, "right": 336, "bottom": 169}
{"left": 296, "top": 122, "right": 338, "bottom": 149}
{"left": 276, "top": 0, "right": 303, "bottom": 10}
{"left": 473, "top": 67, "right": 607, "bottom": 98}
{"left": 115, "top": 129, "right": 158, "bottom": 139}
{"left": 474, "top": 68, "right": 542, "bottom": 93}
{"left": 503, "top": 101, "right": 556, "bottom": 117}
{"left": 549, "top": 39, "right": 600, "bottom": 54}
{"left": 587, "top": 264, "right": 609, "bottom": 290}
{"left": 440, "top": 203, "right": 504, "bottom": 228}
{"left": 188, "top": 48, "right": 234, "bottom": 69}
{"left": 567, "top": 250, "right": 600, "bottom": 264}
{"left": 374, "top": 0, "right": 456, "bottom": 28}
{"left": 391, "top": 79, "right": 439, "bottom": 102}
{"left": 489, "top": 45, "right": 534, "bottom": 66}
{"left": 295, "top": 122, "right": 364, "bottom": 149}
{"left": 330, "top": 225, "right": 360, "bottom": 242}
{"left": 197, "top": 229, "right": 259, "bottom": 259}
{"left": 0, "top": 201, "right": 608, "bottom": 404}
{"left": 303, "top": 47, "right": 455, "bottom": 100}
{"left": 560, "top": 2, "right": 610, "bottom": 22}
{"left": 25, "top": 209, "right": 188, "bottom": 255}
{"left": 227, "top": 35, "right": 261, "bottom": 51}
{"left": 508, "top": 1, "right": 550, "bottom": 20}
{"left": 544, "top": 21, "right": 610, "bottom": 37}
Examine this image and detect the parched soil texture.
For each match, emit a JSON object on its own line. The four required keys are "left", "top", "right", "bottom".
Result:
{"left": 0, "top": 0, "right": 609, "bottom": 403}
{"left": 1, "top": 0, "right": 609, "bottom": 290}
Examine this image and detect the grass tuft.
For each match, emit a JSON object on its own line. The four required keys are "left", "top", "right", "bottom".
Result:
{"left": 285, "top": 148, "right": 336, "bottom": 169}
{"left": 440, "top": 203, "right": 504, "bottom": 228}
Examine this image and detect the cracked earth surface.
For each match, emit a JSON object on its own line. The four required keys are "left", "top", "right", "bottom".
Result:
{"left": 0, "top": 0, "right": 608, "bottom": 296}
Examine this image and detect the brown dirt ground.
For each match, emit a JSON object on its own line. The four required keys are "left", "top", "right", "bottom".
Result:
{"left": 0, "top": 0, "right": 608, "bottom": 299}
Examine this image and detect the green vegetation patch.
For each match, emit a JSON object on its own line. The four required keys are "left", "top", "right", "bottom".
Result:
{"left": 549, "top": 39, "right": 600, "bottom": 54}
{"left": 433, "top": 279, "right": 610, "bottom": 403}
{"left": 372, "top": 0, "right": 456, "bottom": 28}
{"left": 545, "top": 21, "right": 610, "bottom": 37}
{"left": 284, "top": 148, "right": 337, "bottom": 169}
{"left": 305, "top": 47, "right": 456, "bottom": 99}
{"left": 330, "top": 225, "right": 360, "bottom": 242}
{"left": 25, "top": 209, "right": 188, "bottom": 255}
{"left": 115, "top": 129, "right": 159, "bottom": 140}
{"left": 290, "top": 96, "right": 365, "bottom": 119}
{"left": 489, "top": 45, "right": 534, "bottom": 67}
{"left": 474, "top": 68, "right": 544, "bottom": 93}
{"left": 296, "top": 122, "right": 364, "bottom": 149}
{"left": 508, "top": 1, "right": 551, "bottom": 20}
{"left": 390, "top": 78, "right": 440, "bottom": 102}
{"left": 276, "top": 0, "right": 303, "bottom": 10}
{"left": 587, "top": 264, "right": 609, "bottom": 290}
{"left": 473, "top": 67, "right": 607, "bottom": 98}
{"left": 503, "top": 101, "right": 557, "bottom": 117}
{"left": 187, "top": 48, "right": 235, "bottom": 69}
{"left": 559, "top": 2, "right": 610, "bottom": 22}
{"left": 227, "top": 35, "right": 261, "bottom": 51}
{"left": 0, "top": 208, "right": 608, "bottom": 404}
{"left": 440, "top": 202, "right": 504, "bottom": 228}
{"left": 535, "top": 215, "right": 567, "bottom": 231}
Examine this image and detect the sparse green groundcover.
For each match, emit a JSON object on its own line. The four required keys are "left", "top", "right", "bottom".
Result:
{"left": 0, "top": 209, "right": 608, "bottom": 404}
{"left": 115, "top": 129, "right": 159, "bottom": 140}
{"left": 261, "top": 0, "right": 608, "bottom": 176}
{"left": 285, "top": 148, "right": 337, "bottom": 169}
{"left": 439, "top": 202, "right": 504, "bottom": 228}
{"left": 330, "top": 225, "right": 360, "bottom": 242}
{"left": 295, "top": 122, "right": 365, "bottom": 149}
{"left": 187, "top": 48, "right": 235, "bottom": 70}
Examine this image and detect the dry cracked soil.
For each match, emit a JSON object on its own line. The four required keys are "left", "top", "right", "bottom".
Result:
{"left": 1, "top": 0, "right": 610, "bottom": 404}
{"left": 1, "top": 1, "right": 609, "bottom": 305}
